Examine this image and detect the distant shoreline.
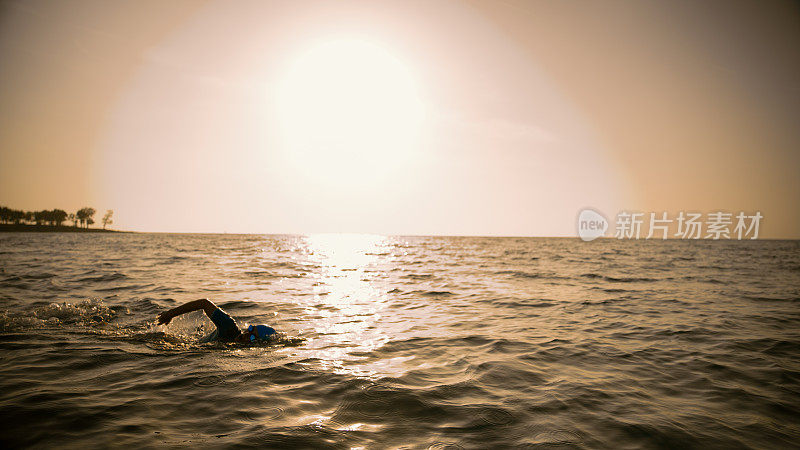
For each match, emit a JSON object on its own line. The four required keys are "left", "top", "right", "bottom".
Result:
{"left": 0, "top": 224, "right": 125, "bottom": 233}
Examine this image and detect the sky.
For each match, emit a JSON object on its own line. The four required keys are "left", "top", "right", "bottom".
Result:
{"left": 1, "top": 0, "right": 798, "bottom": 237}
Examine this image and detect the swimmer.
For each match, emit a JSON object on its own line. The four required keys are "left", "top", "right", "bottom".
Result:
{"left": 157, "top": 298, "right": 276, "bottom": 344}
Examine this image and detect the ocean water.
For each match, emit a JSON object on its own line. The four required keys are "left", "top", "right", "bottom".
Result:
{"left": 0, "top": 233, "right": 798, "bottom": 449}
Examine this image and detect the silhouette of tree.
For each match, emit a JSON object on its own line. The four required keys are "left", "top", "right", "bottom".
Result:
{"left": 76, "top": 207, "right": 96, "bottom": 229}
{"left": 102, "top": 210, "right": 114, "bottom": 230}
{"left": 1, "top": 205, "right": 110, "bottom": 230}
{"left": 52, "top": 209, "right": 68, "bottom": 226}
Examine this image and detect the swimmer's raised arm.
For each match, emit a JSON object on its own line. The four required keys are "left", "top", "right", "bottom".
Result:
{"left": 157, "top": 298, "right": 217, "bottom": 325}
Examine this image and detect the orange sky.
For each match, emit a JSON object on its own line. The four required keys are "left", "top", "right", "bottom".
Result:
{"left": 1, "top": 0, "right": 798, "bottom": 237}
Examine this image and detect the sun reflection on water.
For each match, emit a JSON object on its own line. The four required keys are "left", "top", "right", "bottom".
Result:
{"left": 305, "top": 233, "right": 388, "bottom": 270}
{"left": 294, "top": 233, "right": 399, "bottom": 378}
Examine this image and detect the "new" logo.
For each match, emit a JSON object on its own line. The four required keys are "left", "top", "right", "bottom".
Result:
{"left": 577, "top": 208, "right": 608, "bottom": 241}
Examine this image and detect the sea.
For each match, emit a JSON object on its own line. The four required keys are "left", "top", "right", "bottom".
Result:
{"left": 0, "top": 233, "right": 798, "bottom": 449}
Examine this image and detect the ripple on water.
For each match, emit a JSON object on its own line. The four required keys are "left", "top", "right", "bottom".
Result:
{"left": 427, "top": 442, "right": 464, "bottom": 450}
{"left": 529, "top": 429, "right": 583, "bottom": 446}
{"left": 192, "top": 375, "right": 226, "bottom": 387}
{"left": 476, "top": 406, "right": 515, "bottom": 426}
{"left": 0, "top": 235, "right": 798, "bottom": 448}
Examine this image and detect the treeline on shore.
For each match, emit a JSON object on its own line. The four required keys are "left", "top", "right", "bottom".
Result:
{"left": 0, "top": 206, "right": 114, "bottom": 230}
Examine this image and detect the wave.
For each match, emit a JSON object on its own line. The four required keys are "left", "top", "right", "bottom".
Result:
{"left": 495, "top": 270, "right": 541, "bottom": 279}
{"left": 409, "top": 290, "right": 455, "bottom": 297}
{"left": 120, "top": 297, "right": 164, "bottom": 314}
{"left": 220, "top": 299, "right": 261, "bottom": 309}
{"left": 1, "top": 234, "right": 798, "bottom": 448}
{"left": 401, "top": 273, "right": 434, "bottom": 280}
{"left": 76, "top": 272, "right": 128, "bottom": 283}
{"left": 244, "top": 270, "right": 277, "bottom": 278}
{"left": 0, "top": 299, "right": 118, "bottom": 332}
{"left": 491, "top": 298, "right": 559, "bottom": 308}
{"left": 94, "top": 283, "right": 156, "bottom": 293}
{"left": 15, "top": 273, "right": 57, "bottom": 280}
{"left": 681, "top": 276, "right": 726, "bottom": 284}
{"left": 581, "top": 272, "right": 603, "bottom": 279}
{"left": 742, "top": 295, "right": 800, "bottom": 303}
{"left": 581, "top": 273, "right": 659, "bottom": 283}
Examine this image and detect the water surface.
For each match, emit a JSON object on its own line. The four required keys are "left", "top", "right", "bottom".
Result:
{"left": 1, "top": 233, "right": 798, "bottom": 448}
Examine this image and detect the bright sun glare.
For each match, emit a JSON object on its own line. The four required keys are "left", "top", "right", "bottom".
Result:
{"left": 275, "top": 39, "right": 426, "bottom": 189}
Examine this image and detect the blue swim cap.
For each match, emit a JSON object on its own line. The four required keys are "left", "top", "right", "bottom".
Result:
{"left": 247, "top": 324, "right": 276, "bottom": 341}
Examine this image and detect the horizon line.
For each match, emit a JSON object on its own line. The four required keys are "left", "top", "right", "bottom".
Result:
{"left": 89, "top": 229, "right": 800, "bottom": 241}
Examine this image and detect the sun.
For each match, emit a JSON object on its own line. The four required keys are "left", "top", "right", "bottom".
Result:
{"left": 274, "top": 39, "right": 426, "bottom": 190}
